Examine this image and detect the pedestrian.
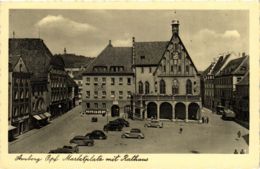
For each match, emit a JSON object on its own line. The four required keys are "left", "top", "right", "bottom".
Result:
{"left": 237, "top": 130, "right": 241, "bottom": 139}
{"left": 179, "top": 127, "right": 183, "bottom": 134}
{"left": 234, "top": 149, "right": 238, "bottom": 154}
{"left": 206, "top": 117, "right": 209, "bottom": 124}
{"left": 202, "top": 116, "right": 204, "bottom": 123}
{"left": 240, "top": 149, "right": 245, "bottom": 154}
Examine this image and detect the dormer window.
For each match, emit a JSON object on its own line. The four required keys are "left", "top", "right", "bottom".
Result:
{"left": 141, "top": 55, "right": 145, "bottom": 59}
{"left": 110, "top": 66, "right": 124, "bottom": 72}
{"left": 93, "top": 66, "right": 107, "bottom": 72}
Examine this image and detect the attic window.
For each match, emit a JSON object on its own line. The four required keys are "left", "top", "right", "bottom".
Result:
{"left": 140, "top": 55, "right": 145, "bottom": 59}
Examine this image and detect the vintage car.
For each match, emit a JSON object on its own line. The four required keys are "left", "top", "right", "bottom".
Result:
{"left": 111, "top": 118, "right": 129, "bottom": 127}
{"left": 144, "top": 120, "right": 163, "bottom": 128}
{"left": 69, "top": 136, "right": 94, "bottom": 146}
{"left": 49, "top": 144, "right": 79, "bottom": 153}
{"left": 222, "top": 109, "right": 236, "bottom": 120}
{"left": 85, "top": 130, "right": 107, "bottom": 140}
{"left": 91, "top": 117, "right": 98, "bottom": 122}
{"left": 216, "top": 105, "right": 225, "bottom": 115}
{"left": 121, "top": 128, "right": 144, "bottom": 139}
{"left": 103, "top": 122, "right": 123, "bottom": 131}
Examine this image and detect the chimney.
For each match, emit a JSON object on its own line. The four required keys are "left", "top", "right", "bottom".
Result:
{"left": 64, "top": 48, "right": 67, "bottom": 54}
{"left": 171, "top": 20, "right": 179, "bottom": 35}
{"left": 108, "top": 40, "right": 112, "bottom": 47}
{"left": 242, "top": 52, "right": 246, "bottom": 57}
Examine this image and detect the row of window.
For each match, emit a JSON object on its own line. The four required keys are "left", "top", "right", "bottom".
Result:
{"left": 51, "top": 93, "right": 68, "bottom": 102}
{"left": 138, "top": 79, "right": 193, "bottom": 95}
{"left": 93, "top": 66, "right": 125, "bottom": 72}
{"left": 86, "top": 102, "right": 106, "bottom": 109}
{"left": 13, "top": 105, "right": 29, "bottom": 117}
{"left": 32, "top": 100, "right": 45, "bottom": 112}
{"left": 215, "top": 77, "right": 233, "bottom": 85}
{"left": 13, "top": 78, "right": 30, "bottom": 86}
{"left": 215, "top": 89, "right": 233, "bottom": 98}
{"left": 86, "top": 90, "right": 132, "bottom": 99}
{"left": 14, "top": 90, "right": 29, "bottom": 100}
{"left": 160, "top": 64, "right": 191, "bottom": 74}
{"left": 85, "top": 77, "right": 131, "bottom": 86}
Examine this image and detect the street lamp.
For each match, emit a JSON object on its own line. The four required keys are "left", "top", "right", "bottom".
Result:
{"left": 58, "top": 104, "right": 62, "bottom": 115}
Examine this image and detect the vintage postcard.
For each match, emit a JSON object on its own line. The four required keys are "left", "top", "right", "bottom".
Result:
{"left": 0, "top": 2, "right": 259, "bottom": 169}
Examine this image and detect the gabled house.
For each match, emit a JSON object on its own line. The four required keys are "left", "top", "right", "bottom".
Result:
{"left": 133, "top": 20, "right": 201, "bottom": 121}
{"left": 9, "top": 55, "right": 31, "bottom": 138}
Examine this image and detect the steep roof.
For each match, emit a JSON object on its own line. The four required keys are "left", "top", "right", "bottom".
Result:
{"left": 9, "top": 38, "right": 52, "bottom": 81}
{"left": 50, "top": 55, "right": 65, "bottom": 70}
{"left": 134, "top": 41, "right": 168, "bottom": 66}
{"left": 232, "top": 55, "right": 249, "bottom": 75}
{"left": 55, "top": 53, "right": 94, "bottom": 68}
{"left": 202, "top": 63, "right": 214, "bottom": 77}
{"left": 236, "top": 71, "right": 249, "bottom": 86}
{"left": 83, "top": 45, "right": 133, "bottom": 75}
{"left": 217, "top": 56, "right": 247, "bottom": 76}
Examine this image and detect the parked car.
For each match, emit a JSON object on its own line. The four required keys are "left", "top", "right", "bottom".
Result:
{"left": 216, "top": 105, "right": 225, "bottom": 115}
{"left": 69, "top": 136, "right": 94, "bottom": 146}
{"left": 85, "top": 130, "right": 107, "bottom": 140}
{"left": 103, "top": 123, "right": 123, "bottom": 131}
{"left": 121, "top": 128, "right": 144, "bottom": 139}
{"left": 144, "top": 120, "right": 163, "bottom": 128}
{"left": 91, "top": 117, "right": 98, "bottom": 122}
{"left": 49, "top": 144, "right": 79, "bottom": 153}
{"left": 222, "top": 109, "right": 236, "bottom": 120}
{"left": 112, "top": 118, "right": 129, "bottom": 127}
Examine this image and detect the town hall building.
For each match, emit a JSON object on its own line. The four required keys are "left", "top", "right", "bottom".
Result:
{"left": 82, "top": 20, "right": 202, "bottom": 122}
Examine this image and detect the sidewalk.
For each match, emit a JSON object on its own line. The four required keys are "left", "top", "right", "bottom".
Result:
{"left": 9, "top": 106, "right": 82, "bottom": 145}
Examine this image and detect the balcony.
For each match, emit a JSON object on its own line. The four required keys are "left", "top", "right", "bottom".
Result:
{"left": 133, "top": 94, "right": 201, "bottom": 102}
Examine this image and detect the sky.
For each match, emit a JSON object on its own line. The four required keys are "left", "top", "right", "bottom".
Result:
{"left": 9, "top": 10, "right": 249, "bottom": 71}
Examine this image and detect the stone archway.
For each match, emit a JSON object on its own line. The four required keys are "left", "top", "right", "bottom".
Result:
{"left": 175, "top": 102, "right": 186, "bottom": 120}
{"left": 188, "top": 103, "right": 200, "bottom": 120}
{"left": 147, "top": 102, "right": 157, "bottom": 119}
{"left": 160, "top": 102, "right": 173, "bottom": 119}
{"left": 111, "top": 105, "right": 120, "bottom": 117}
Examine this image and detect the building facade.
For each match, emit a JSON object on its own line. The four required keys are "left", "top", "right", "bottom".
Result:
{"left": 9, "top": 56, "right": 31, "bottom": 137}
{"left": 133, "top": 20, "right": 201, "bottom": 121}
{"left": 48, "top": 55, "right": 70, "bottom": 118}
{"left": 202, "top": 54, "right": 231, "bottom": 110}
{"left": 82, "top": 42, "right": 134, "bottom": 117}
{"left": 234, "top": 71, "right": 249, "bottom": 123}
{"left": 82, "top": 20, "right": 202, "bottom": 122}
{"left": 9, "top": 38, "right": 73, "bottom": 134}
{"left": 214, "top": 55, "right": 249, "bottom": 110}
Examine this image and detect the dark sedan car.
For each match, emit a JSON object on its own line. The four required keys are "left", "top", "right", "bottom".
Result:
{"left": 103, "top": 123, "right": 123, "bottom": 131}
{"left": 85, "top": 130, "right": 107, "bottom": 140}
{"left": 49, "top": 144, "right": 79, "bottom": 153}
{"left": 69, "top": 136, "right": 94, "bottom": 146}
{"left": 112, "top": 118, "right": 129, "bottom": 127}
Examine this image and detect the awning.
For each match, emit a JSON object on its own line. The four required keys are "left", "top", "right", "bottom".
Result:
{"left": 44, "top": 112, "right": 51, "bottom": 118}
{"left": 8, "top": 125, "right": 17, "bottom": 131}
{"left": 38, "top": 114, "right": 47, "bottom": 119}
{"left": 33, "top": 115, "right": 42, "bottom": 120}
